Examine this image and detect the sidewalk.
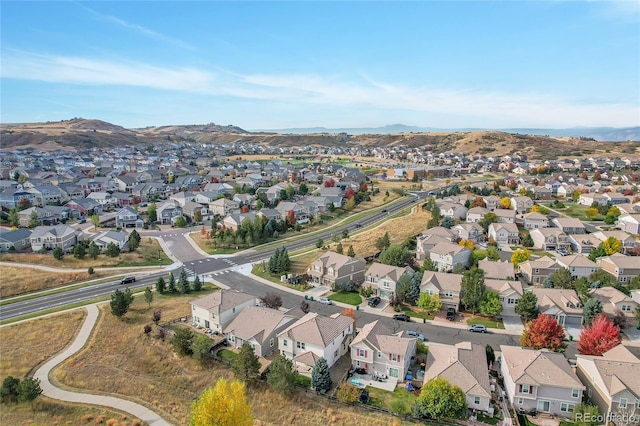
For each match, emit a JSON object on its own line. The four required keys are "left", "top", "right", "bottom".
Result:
{"left": 33, "top": 304, "right": 172, "bottom": 426}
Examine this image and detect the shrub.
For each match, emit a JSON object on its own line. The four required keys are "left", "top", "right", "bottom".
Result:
{"left": 336, "top": 383, "right": 360, "bottom": 403}
{"left": 143, "top": 324, "right": 152, "bottom": 334}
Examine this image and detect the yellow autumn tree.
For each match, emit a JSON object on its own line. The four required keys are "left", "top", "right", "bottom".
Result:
{"left": 510, "top": 248, "right": 531, "bottom": 268}
{"left": 458, "top": 239, "right": 475, "bottom": 250}
{"left": 190, "top": 378, "right": 253, "bottom": 426}
{"left": 500, "top": 197, "right": 511, "bottom": 209}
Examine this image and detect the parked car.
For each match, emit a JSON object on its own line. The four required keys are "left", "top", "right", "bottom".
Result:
{"left": 392, "top": 313, "right": 411, "bottom": 322}
{"left": 78, "top": 218, "right": 87, "bottom": 224}
{"left": 358, "top": 389, "right": 370, "bottom": 404}
{"left": 353, "top": 367, "right": 367, "bottom": 375}
{"left": 468, "top": 324, "right": 487, "bottom": 333}
{"left": 446, "top": 307, "right": 456, "bottom": 321}
{"left": 368, "top": 296, "right": 381, "bottom": 307}
{"left": 406, "top": 330, "right": 425, "bottom": 341}
{"left": 121, "top": 276, "right": 136, "bottom": 284}
{"left": 317, "top": 297, "right": 332, "bottom": 305}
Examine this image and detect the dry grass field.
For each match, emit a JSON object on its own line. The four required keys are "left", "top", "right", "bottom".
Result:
{"left": 335, "top": 206, "right": 431, "bottom": 258}
{"left": 0, "top": 266, "right": 112, "bottom": 298}
{"left": 0, "top": 238, "right": 170, "bottom": 269}
{"left": 0, "top": 309, "right": 143, "bottom": 425}
{"left": 50, "top": 294, "right": 411, "bottom": 426}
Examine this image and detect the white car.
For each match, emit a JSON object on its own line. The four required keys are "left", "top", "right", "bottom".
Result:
{"left": 317, "top": 297, "right": 332, "bottom": 305}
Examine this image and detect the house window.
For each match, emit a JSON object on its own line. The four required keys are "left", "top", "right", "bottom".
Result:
{"left": 296, "top": 341, "right": 305, "bottom": 350}
{"left": 270, "top": 338, "right": 274, "bottom": 347}
{"left": 474, "top": 396, "right": 481, "bottom": 405}
{"left": 425, "top": 289, "right": 433, "bottom": 296}
{"left": 283, "top": 340, "right": 287, "bottom": 347}
{"left": 521, "top": 384, "right": 530, "bottom": 394}
{"left": 391, "top": 354, "right": 399, "bottom": 362}
{"left": 537, "top": 400, "right": 550, "bottom": 413}
{"left": 571, "top": 388, "right": 580, "bottom": 398}
{"left": 620, "top": 398, "right": 627, "bottom": 409}
{"left": 383, "top": 281, "right": 390, "bottom": 288}
{"left": 507, "top": 298, "right": 518, "bottom": 305}
{"left": 518, "top": 398, "right": 523, "bottom": 406}
{"left": 358, "top": 348, "right": 367, "bottom": 357}
{"left": 389, "top": 368, "right": 399, "bottom": 378}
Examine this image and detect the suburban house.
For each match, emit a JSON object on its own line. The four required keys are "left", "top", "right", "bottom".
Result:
{"left": 555, "top": 255, "right": 599, "bottom": 280}
{"left": 452, "top": 223, "right": 485, "bottom": 242}
{"left": 483, "top": 195, "right": 501, "bottom": 211}
{"left": 415, "top": 227, "right": 457, "bottom": 260}
{"left": 484, "top": 279, "right": 523, "bottom": 316}
{"left": 551, "top": 218, "right": 586, "bottom": 235}
{"left": 190, "top": 290, "right": 258, "bottom": 333}
{"left": 478, "top": 259, "right": 515, "bottom": 280}
{"left": 18, "top": 207, "right": 56, "bottom": 228}
{"left": 0, "top": 228, "right": 31, "bottom": 252}
{"left": 90, "top": 230, "right": 130, "bottom": 251}
{"left": 576, "top": 345, "right": 640, "bottom": 422}
{"left": 577, "top": 193, "right": 608, "bottom": 207}
{"left": 429, "top": 241, "right": 471, "bottom": 272}
{"left": 617, "top": 213, "right": 640, "bottom": 235}
{"left": 350, "top": 320, "right": 417, "bottom": 384}
{"left": 568, "top": 233, "right": 602, "bottom": 254}
{"left": 208, "top": 198, "right": 239, "bottom": 217}
{"left": 530, "top": 228, "right": 570, "bottom": 251}
{"left": 522, "top": 212, "right": 549, "bottom": 230}
{"left": 488, "top": 223, "right": 520, "bottom": 245}
{"left": 307, "top": 252, "right": 366, "bottom": 287}
{"left": 277, "top": 312, "right": 354, "bottom": 372}
{"left": 420, "top": 271, "right": 462, "bottom": 311}
{"left": 510, "top": 196, "right": 534, "bottom": 213}
{"left": 221, "top": 212, "right": 256, "bottom": 232}
{"left": 494, "top": 208, "right": 517, "bottom": 224}
{"left": 597, "top": 254, "right": 640, "bottom": 284}
{"left": 500, "top": 345, "right": 584, "bottom": 418}
{"left": 592, "top": 230, "right": 638, "bottom": 255}
{"left": 589, "top": 287, "right": 638, "bottom": 327}
{"left": 519, "top": 257, "right": 561, "bottom": 285}
{"left": 224, "top": 306, "right": 297, "bottom": 358}
{"left": 29, "top": 224, "right": 83, "bottom": 252}
{"left": 157, "top": 201, "right": 183, "bottom": 225}
{"left": 363, "top": 263, "right": 415, "bottom": 301}
{"left": 424, "top": 342, "right": 491, "bottom": 413}
{"left": 115, "top": 206, "right": 144, "bottom": 229}
{"left": 438, "top": 201, "right": 468, "bottom": 220}
{"left": 531, "top": 288, "right": 583, "bottom": 327}
{"left": 466, "top": 207, "right": 489, "bottom": 223}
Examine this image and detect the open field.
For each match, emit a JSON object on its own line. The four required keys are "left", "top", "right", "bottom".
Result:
{"left": 0, "top": 309, "right": 145, "bottom": 425}
{"left": 0, "top": 237, "right": 171, "bottom": 268}
{"left": 0, "top": 266, "right": 113, "bottom": 298}
{"left": 49, "top": 294, "right": 413, "bottom": 425}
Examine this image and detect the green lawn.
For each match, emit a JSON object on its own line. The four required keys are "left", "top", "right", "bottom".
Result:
{"left": 467, "top": 316, "right": 505, "bottom": 329}
{"left": 402, "top": 306, "right": 434, "bottom": 321}
{"left": 366, "top": 386, "right": 417, "bottom": 415}
{"left": 294, "top": 375, "right": 311, "bottom": 388}
{"left": 328, "top": 291, "right": 362, "bottom": 305}
{"left": 218, "top": 349, "right": 237, "bottom": 361}
{"left": 250, "top": 263, "right": 313, "bottom": 292}
{"left": 563, "top": 204, "right": 605, "bottom": 221}
{"left": 477, "top": 412, "right": 501, "bottom": 425}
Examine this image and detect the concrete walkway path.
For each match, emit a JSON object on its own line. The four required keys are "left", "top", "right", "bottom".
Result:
{"left": 33, "top": 304, "right": 172, "bottom": 426}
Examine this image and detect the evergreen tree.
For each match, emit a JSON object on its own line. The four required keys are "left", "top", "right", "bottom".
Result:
{"left": 408, "top": 271, "right": 423, "bottom": 305}
{"left": 8, "top": 207, "right": 19, "bottom": 227}
{"left": 167, "top": 272, "right": 177, "bottom": 293}
{"left": 266, "top": 355, "right": 297, "bottom": 396}
{"left": 155, "top": 276, "right": 166, "bottom": 294}
{"left": 515, "top": 291, "right": 539, "bottom": 320}
{"left": 178, "top": 267, "right": 190, "bottom": 294}
{"left": 232, "top": 342, "right": 261, "bottom": 382}
{"left": 335, "top": 241, "right": 344, "bottom": 254}
{"left": 17, "top": 377, "right": 42, "bottom": 405}
{"left": 347, "top": 245, "right": 355, "bottom": 257}
{"left": 144, "top": 286, "right": 153, "bottom": 308}
{"left": 52, "top": 246, "right": 64, "bottom": 260}
{"left": 311, "top": 358, "right": 332, "bottom": 393}
{"left": 28, "top": 210, "right": 39, "bottom": 228}
{"left": 104, "top": 242, "right": 120, "bottom": 257}
{"left": 72, "top": 243, "right": 86, "bottom": 259}
{"left": 88, "top": 241, "right": 100, "bottom": 259}
{"left": 583, "top": 298, "right": 603, "bottom": 326}
{"left": 279, "top": 248, "right": 290, "bottom": 272}
{"left": 110, "top": 288, "right": 134, "bottom": 318}
{"left": 192, "top": 274, "right": 202, "bottom": 291}
{"left": 461, "top": 267, "right": 485, "bottom": 314}
{"left": 128, "top": 229, "right": 141, "bottom": 251}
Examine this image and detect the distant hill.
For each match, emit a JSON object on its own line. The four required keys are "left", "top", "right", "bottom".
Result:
{"left": 1, "top": 118, "right": 639, "bottom": 159}
{"left": 253, "top": 124, "right": 640, "bottom": 142}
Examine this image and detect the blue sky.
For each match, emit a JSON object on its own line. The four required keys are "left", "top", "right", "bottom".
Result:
{"left": 1, "top": 1, "right": 639, "bottom": 130}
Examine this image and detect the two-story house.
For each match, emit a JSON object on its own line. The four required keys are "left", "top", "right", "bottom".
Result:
{"left": 485, "top": 279, "right": 523, "bottom": 316}
{"left": 307, "top": 252, "right": 366, "bottom": 287}
{"left": 364, "top": 263, "right": 414, "bottom": 301}
{"left": 224, "top": 306, "right": 298, "bottom": 358}
{"left": 500, "top": 345, "right": 584, "bottom": 418}
{"left": 531, "top": 288, "right": 583, "bottom": 327}
{"left": 510, "top": 196, "right": 534, "bottom": 213}
{"left": 208, "top": 198, "right": 239, "bottom": 217}
{"left": 590, "top": 287, "right": 638, "bottom": 327}
{"left": 598, "top": 254, "right": 640, "bottom": 284}
{"left": 530, "top": 228, "right": 570, "bottom": 251}
{"left": 466, "top": 206, "right": 489, "bottom": 223}
{"left": 555, "top": 255, "right": 599, "bottom": 280}
{"left": 429, "top": 242, "right": 471, "bottom": 272}
{"left": 415, "top": 227, "right": 457, "bottom": 260}
{"left": 551, "top": 217, "right": 586, "bottom": 235}
{"left": 488, "top": 223, "right": 520, "bottom": 246}
{"left": 420, "top": 271, "right": 462, "bottom": 311}
{"left": 29, "top": 224, "right": 83, "bottom": 252}
{"left": 278, "top": 312, "right": 354, "bottom": 373}
{"left": 592, "top": 231, "right": 638, "bottom": 255}
{"left": 115, "top": 206, "right": 144, "bottom": 228}
{"left": 617, "top": 214, "right": 640, "bottom": 235}
{"left": 522, "top": 212, "right": 549, "bottom": 230}
{"left": 478, "top": 259, "right": 515, "bottom": 280}
{"left": 576, "top": 345, "right": 640, "bottom": 422}
{"left": 424, "top": 342, "right": 491, "bottom": 412}
{"left": 0, "top": 228, "right": 32, "bottom": 252}
{"left": 452, "top": 223, "right": 485, "bottom": 242}
{"left": 350, "top": 320, "right": 417, "bottom": 384}
{"left": 190, "top": 289, "right": 258, "bottom": 333}
{"left": 568, "top": 233, "right": 602, "bottom": 254}
{"left": 519, "top": 257, "right": 561, "bottom": 285}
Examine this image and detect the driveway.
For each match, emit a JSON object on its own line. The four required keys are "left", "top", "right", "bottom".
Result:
{"left": 623, "top": 326, "right": 640, "bottom": 344}
{"left": 502, "top": 315, "right": 525, "bottom": 333}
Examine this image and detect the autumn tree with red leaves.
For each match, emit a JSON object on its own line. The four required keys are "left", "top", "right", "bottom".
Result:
{"left": 359, "top": 182, "right": 368, "bottom": 193}
{"left": 345, "top": 188, "right": 356, "bottom": 199}
{"left": 240, "top": 205, "right": 249, "bottom": 213}
{"left": 577, "top": 313, "right": 621, "bottom": 356}
{"left": 286, "top": 210, "right": 296, "bottom": 227}
{"left": 324, "top": 178, "right": 336, "bottom": 187}
{"left": 520, "top": 314, "right": 566, "bottom": 352}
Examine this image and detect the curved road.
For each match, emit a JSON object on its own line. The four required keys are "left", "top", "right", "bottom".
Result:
{"left": 34, "top": 304, "right": 172, "bottom": 425}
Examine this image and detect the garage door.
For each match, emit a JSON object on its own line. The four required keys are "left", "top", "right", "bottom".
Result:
{"left": 564, "top": 316, "right": 583, "bottom": 327}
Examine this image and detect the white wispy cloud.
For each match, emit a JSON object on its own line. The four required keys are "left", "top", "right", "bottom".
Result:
{"left": 78, "top": 4, "right": 196, "bottom": 51}
{"left": 2, "top": 50, "right": 638, "bottom": 128}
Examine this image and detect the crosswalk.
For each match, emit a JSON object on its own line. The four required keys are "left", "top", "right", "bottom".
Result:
{"left": 182, "top": 257, "right": 238, "bottom": 277}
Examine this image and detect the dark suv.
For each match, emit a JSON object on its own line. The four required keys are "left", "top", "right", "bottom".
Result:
{"left": 392, "top": 313, "right": 411, "bottom": 322}
{"left": 121, "top": 276, "right": 136, "bottom": 284}
{"left": 368, "top": 297, "right": 381, "bottom": 307}
{"left": 446, "top": 308, "right": 456, "bottom": 321}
